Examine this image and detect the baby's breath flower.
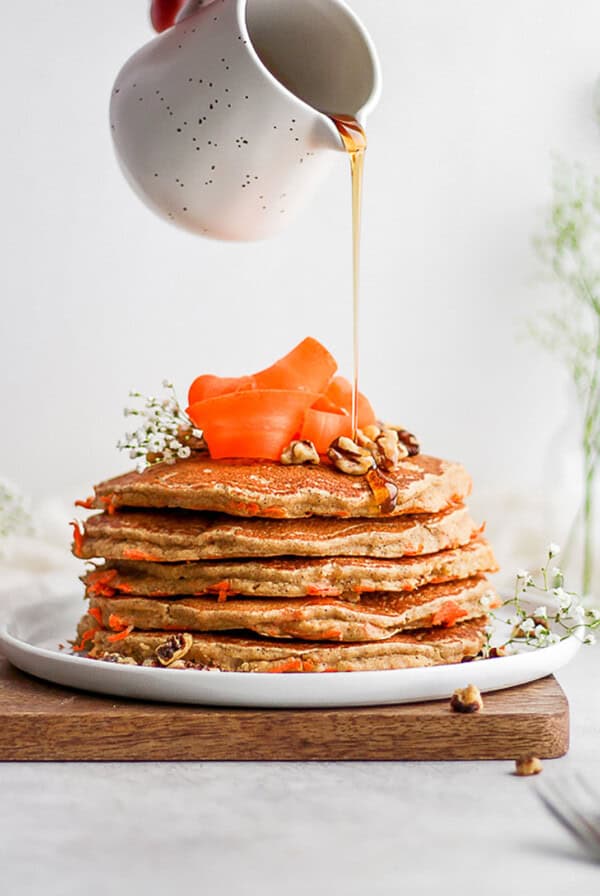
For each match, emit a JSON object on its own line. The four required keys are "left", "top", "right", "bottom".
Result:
{"left": 547, "top": 543, "right": 561, "bottom": 558}
{"left": 485, "top": 546, "right": 600, "bottom": 659}
{"left": 117, "top": 381, "right": 205, "bottom": 472}
{"left": 572, "top": 605, "right": 586, "bottom": 624}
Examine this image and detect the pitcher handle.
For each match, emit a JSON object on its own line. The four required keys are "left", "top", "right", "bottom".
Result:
{"left": 150, "top": 0, "right": 218, "bottom": 32}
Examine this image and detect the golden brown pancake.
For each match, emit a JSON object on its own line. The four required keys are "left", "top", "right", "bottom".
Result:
{"left": 86, "top": 576, "right": 497, "bottom": 642}
{"left": 91, "top": 454, "right": 471, "bottom": 518}
{"left": 77, "top": 505, "right": 479, "bottom": 561}
{"left": 83, "top": 538, "right": 497, "bottom": 600}
{"left": 79, "top": 616, "right": 489, "bottom": 672}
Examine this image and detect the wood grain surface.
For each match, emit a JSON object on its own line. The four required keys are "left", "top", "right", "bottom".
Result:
{"left": 0, "top": 655, "right": 569, "bottom": 761}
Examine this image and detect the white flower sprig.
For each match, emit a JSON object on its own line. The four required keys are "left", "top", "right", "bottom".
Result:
{"left": 117, "top": 381, "right": 205, "bottom": 473}
{"left": 0, "top": 478, "right": 33, "bottom": 540}
{"left": 482, "top": 543, "right": 599, "bottom": 657}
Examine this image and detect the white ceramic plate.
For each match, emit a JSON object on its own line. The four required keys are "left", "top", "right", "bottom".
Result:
{"left": 0, "top": 595, "right": 583, "bottom": 708}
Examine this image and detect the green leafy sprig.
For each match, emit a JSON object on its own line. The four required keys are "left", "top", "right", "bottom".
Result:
{"left": 482, "top": 544, "right": 599, "bottom": 657}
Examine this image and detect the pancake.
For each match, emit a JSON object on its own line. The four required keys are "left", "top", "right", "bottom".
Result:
{"left": 80, "top": 616, "right": 489, "bottom": 672}
{"left": 86, "top": 576, "right": 497, "bottom": 642}
{"left": 79, "top": 616, "right": 489, "bottom": 672}
{"left": 83, "top": 538, "right": 497, "bottom": 600}
{"left": 91, "top": 454, "right": 471, "bottom": 518}
{"left": 77, "top": 505, "right": 479, "bottom": 561}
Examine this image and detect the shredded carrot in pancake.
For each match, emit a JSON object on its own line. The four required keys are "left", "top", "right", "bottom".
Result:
{"left": 99, "top": 494, "right": 118, "bottom": 514}
{"left": 108, "top": 613, "right": 131, "bottom": 632}
{"left": 470, "top": 522, "right": 487, "bottom": 540}
{"left": 69, "top": 521, "right": 85, "bottom": 558}
{"left": 86, "top": 569, "right": 118, "bottom": 597}
{"left": 263, "top": 506, "right": 286, "bottom": 518}
{"left": 306, "top": 585, "right": 341, "bottom": 598}
{"left": 74, "top": 496, "right": 94, "bottom": 510}
{"left": 73, "top": 627, "right": 100, "bottom": 652}
{"left": 88, "top": 607, "right": 103, "bottom": 626}
{"left": 267, "top": 659, "right": 303, "bottom": 673}
{"left": 107, "top": 625, "right": 134, "bottom": 642}
{"left": 403, "top": 543, "right": 424, "bottom": 557}
{"left": 207, "top": 580, "right": 232, "bottom": 602}
{"left": 122, "top": 549, "right": 160, "bottom": 562}
{"left": 432, "top": 600, "right": 469, "bottom": 627}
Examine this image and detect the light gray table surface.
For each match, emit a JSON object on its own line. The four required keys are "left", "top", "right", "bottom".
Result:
{"left": 0, "top": 646, "right": 598, "bottom": 896}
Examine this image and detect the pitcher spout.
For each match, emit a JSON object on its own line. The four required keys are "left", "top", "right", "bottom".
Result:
{"left": 241, "top": 0, "right": 381, "bottom": 142}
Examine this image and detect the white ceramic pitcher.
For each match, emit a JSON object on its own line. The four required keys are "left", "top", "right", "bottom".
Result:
{"left": 110, "top": 0, "right": 381, "bottom": 241}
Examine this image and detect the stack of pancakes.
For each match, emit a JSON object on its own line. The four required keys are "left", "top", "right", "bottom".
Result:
{"left": 73, "top": 454, "right": 498, "bottom": 672}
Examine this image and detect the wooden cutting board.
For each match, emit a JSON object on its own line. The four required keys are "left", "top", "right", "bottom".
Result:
{"left": 0, "top": 655, "right": 568, "bottom": 761}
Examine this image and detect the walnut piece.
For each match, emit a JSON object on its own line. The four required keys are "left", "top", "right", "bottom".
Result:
{"left": 515, "top": 756, "right": 543, "bottom": 776}
{"left": 155, "top": 633, "right": 194, "bottom": 667}
{"left": 280, "top": 439, "right": 320, "bottom": 466}
{"left": 374, "top": 430, "right": 404, "bottom": 470}
{"left": 327, "top": 436, "right": 376, "bottom": 476}
{"left": 361, "top": 424, "right": 381, "bottom": 442}
{"left": 384, "top": 425, "right": 420, "bottom": 457}
{"left": 102, "top": 653, "right": 137, "bottom": 666}
{"left": 450, "top": 684, "right": 484, "bottom": 713}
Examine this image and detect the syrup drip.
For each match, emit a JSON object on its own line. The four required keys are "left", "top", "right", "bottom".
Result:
{"left": 330, "top": 114, "right": 367, "bottom": 440}
{"left": 366, "top": 468, "right": 398, "bottom": 514}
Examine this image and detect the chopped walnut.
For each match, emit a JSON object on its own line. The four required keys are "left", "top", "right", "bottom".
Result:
{"left": 356, "top": 426, "right": 409, "bottom": 472}
{"left": 155, "top": 633, "right": 194, "bottom": 667}
{"left": 328, "top": 436, "right": 376, "bottom": 476}
{"left": 102, "top": 653, "right": 137, "bottom": 666}
{"left": 384, "top": 425, "right": 420, "bottom": 457}
{"left": 515, "top": 756, "right": 543, "bottom": 776}
{"left": 374, "top": 430, "right": 403, "bottom": 470}
{"left": 280, "top": 439, "right": 320, "bottom": 466}
{"left": 361, "top": 424, "right": 381, "bottom": 442}
{"left": 450, "top": 684, "right": 483, "bottom": 713}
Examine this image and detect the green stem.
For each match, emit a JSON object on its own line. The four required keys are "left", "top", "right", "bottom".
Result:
{"left": 579, "top": 313, "right": 600, "bottom": 595}
{"left": 582, "top": 449, "right": 595, "bottom": 595}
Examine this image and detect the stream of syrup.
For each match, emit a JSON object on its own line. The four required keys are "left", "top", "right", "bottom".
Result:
{"left": 330, "top": 114, "right": 367, "bottom": 440}
{"left": 328, "top": 117, "right": 399, "bottom": 513}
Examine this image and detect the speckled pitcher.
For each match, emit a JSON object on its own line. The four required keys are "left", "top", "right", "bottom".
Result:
{"left": 110, "top": 0, "right": 381, "bottom": 241}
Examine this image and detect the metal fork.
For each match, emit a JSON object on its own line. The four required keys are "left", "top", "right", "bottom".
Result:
{"left": 536, "top": 772, "right": 600, "bottom": 861}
